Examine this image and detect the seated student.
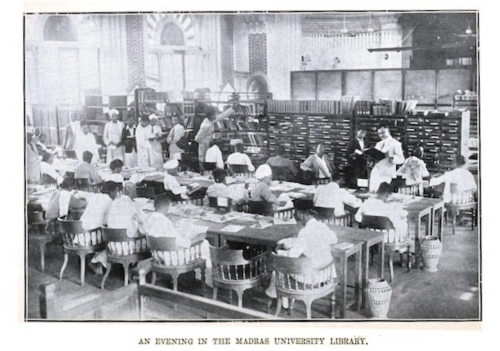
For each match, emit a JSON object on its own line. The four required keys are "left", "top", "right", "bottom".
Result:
{"left": 266, "top": 145, "right": 298, "bottom": 178}
{"left": 36, "top": 133, "right": 49, "bottom": 154}
{"left": 396, "top": 146, "right": 430, "bottom": 186}
{"left": 354, "top": 182, "right": 409, "bottom": 242}
{"left": 206, "top": 168, "right": 249, "bottom": 205}
{"left": 226, "top": 143, "right": 255, "bottom": 172}
{"left": 81, "top": 181, "right": 120, "bottom": 231}
{"left": 144, "top": 193, "right": 210, "bottom": 271}
{"left": 74, "top": 150, "right": 103, "bottom": 185}
{"left": 266, "top": 208, "right": 338, "bottom": 304}
{"left": 40, "top": 151, "right": 64, "bottom": 185}
{"left": 313, "top": 173, "right": 362, "bottom": 217}
{"left": 163, "top": 159, "right": 188, "bottom": 200}
{"left": 106, "top": 181, "right": 146, "bottom": 238}
{"left": 82, "top": 181, "right": 121, "bottom": 274}
{"left": 250, "top": 164, "right": 287, "bottom": 208}
{"left": 104, "top": 159, "right": 125, "bottom": 184}
{"left": 204, "top": 139, "right": 224, "bottom": 169}
{"left": 45, "top": 177, "right": 87, "bottom": 220}
{"left": 429, "top": 154, "right": 477, "bottom": 203}
{"left": 300, "top": 144, "right": 334, "bottom": 181}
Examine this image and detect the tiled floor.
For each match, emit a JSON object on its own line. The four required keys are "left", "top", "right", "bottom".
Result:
{"left": 25, "top": 219, "right": 480, "bottom": 321}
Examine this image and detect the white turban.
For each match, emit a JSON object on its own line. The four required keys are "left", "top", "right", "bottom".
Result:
{"left": 163, "top": 159, "right": 179, "bottom": 170}
{"left": 149, "top": 113, "right": 158, "bottom": 120}
{"left": 255, "top": 164, "right": 272, "bottom": 180}
{"left": 109, "top": 109, "right": 119, "bottom": 116}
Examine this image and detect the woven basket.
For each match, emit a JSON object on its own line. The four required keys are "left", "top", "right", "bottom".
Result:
{"left": 420, "top": 235, "right": 443, "bottom": 272}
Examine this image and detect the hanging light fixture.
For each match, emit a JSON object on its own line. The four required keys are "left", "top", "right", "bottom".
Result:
{"left": 367, "top": 13, "right": 374, "bottom": 33}
{"left": 340, "top": 13, "right": 349, "bottom": 34}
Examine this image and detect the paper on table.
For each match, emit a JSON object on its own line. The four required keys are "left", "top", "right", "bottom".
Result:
{"left": 333, "top": 242, "right": 355, "bottom": 251}
{"left": 220, "top": 224, "right": 246, "bottom": 233}
{"left": 250, "top": 221, "right": 273, "bottom": 229}
{"left": 175, "top": 218, "right": 209, "bottom": 237}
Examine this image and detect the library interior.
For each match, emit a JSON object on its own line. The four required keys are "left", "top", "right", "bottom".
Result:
{"left": 25, "top": 11, "right": 480, "bottom": 321}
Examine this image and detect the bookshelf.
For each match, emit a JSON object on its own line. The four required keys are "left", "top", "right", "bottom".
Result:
{"left": 267, "top": 100, "right": 354, "bottom": 174}
{"left": 453, "top": 94, "right": 477, "bottom": 139}
{"left": 268, "top": 99, "right": 470, "bottom": 175}
{"left": 84, "top": 94, "right": 133, "bottom": 121}
{"left": 196, "top": 92, "right": 271, "bottom": 166}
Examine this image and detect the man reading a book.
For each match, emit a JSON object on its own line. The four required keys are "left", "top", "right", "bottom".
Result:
{"left": 368, "top": 123, "right": 405, "bottom": 192}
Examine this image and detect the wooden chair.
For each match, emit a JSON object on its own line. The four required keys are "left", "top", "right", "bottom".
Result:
{"left": 359, "top": 215, "right": 411, "bottom": 283}
{"left": 67, "top": 208, "right": 85, "bottom": 220}
{"left": 446, "top": 183, "right": 478, "bottom": 235}
{"left": 313, "top": 207, "right": 354, "bottom": 227}
{"left": 147, "top": 236, "right": 206, "bottom": 292}
{"left": 41, "top": 174, "right": 58, "bottom": 188}
{"left": 228, "top": 164, "right": 254, "bottom": 178}
{"left": 75, "top": 178, "right": 103, "bottom": 193}
{"left": 57, "top": 218, "right": 105, "bottom": 286}
{"left": 313, "top": 177, "right": 330, "bottom": 186}
{"left": 248, "top": 200, "right": 295, "bottom": 220}
{"left": 270, "top": 166, "right": 294, "bottom": 182}
{"left": 271, "top": 253, "right": 336, "bottom": 319}
{"left": 208, "top": 196, "right": 233, "bottom": 212}
{"left": 101, "top": 227, "right": 151, "bottom": 289}
{"left": 27, "top": 211, "right": 59, "bottom": 273}
{"left": 209, "top": 245, "right": 269, "bottom": 308}
{"left": 398, "top": 183, "right": 423, "bottom": 196}
{"left": 136, "top": 185, "right": 156, "bottom": 199}
{"left": 201, "top": 162, "right": 217, "bottom": 176}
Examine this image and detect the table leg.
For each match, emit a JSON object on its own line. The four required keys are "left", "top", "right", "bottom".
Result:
{"left": 415, "top": 215, "right": 422, "bottom": 268}
{"left": 378, "top": 242, "right": 385, "bottom": 279}
{"left": 361, "top": 244, "right": 370, "bottom": 309}
{"left": 426, "top": 212, "right": 432, "bottom": 237}
{"left": 339, "top": 256, "right": 347, "bottom": 318}
{"left": 438, "top": 206, "right": 444, "bottom": 243}
{"left": 356, "top": 250, "right": 362, "bottom": 312}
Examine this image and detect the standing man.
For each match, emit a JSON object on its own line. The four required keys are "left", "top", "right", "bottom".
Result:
{"left": 346, "top": 128, "right": 368, "bottom": 188}
{"left": 122, "top": 116, "right": 138, "bottom": 168}
{"left": 300, "top": 144, "right": 334, "bottom": 181}
{"left": 74, "top": 121, "right": 100, "bottom": 163}
{"left": 136, "top": 116, "right": 152, "bottom": 168}
{"left": 148, "top": 114, "right": 164, "bottom": 169}
{"left": 103, "top": 109, "right": 125, "bottom": 165}
{"left": 368, "top": 122, "right": 405, "bottom": 192}
{"left": 194, "top": 103, "right": 237, "bottom": 164}
{"left": 166, "top": 115, "right": 185, "bottom": 161}
{"left": 63, "top": 112, "right": 81, "bottom": 151}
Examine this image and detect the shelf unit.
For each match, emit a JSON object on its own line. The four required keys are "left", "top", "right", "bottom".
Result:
{"left": 84, "top": 94, "right": 133, "bottom": 121}
{"left": 196, "top": 92, "right": 271, "bottom": 166}
{"left": 453, "top": 96, "right": 478, "bottom": 139}
{"left": 268, "top": 100, "right": 354, "bottom": 173}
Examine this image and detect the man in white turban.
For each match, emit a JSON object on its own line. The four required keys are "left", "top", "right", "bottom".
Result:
{"left": 250, "top": 164, "right": 286, "bottom": 207}
{"left": 103, "top": 109, "right": 125, "bottom": 165}
{"left": 163, "top": 159, "right": 188, "bottom": 198}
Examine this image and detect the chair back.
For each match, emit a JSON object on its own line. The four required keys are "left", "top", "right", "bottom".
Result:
{"left": 57, "top": 218, "right": 103, "bottom": 248}
{"left": 398, "top": 183, "right": 422, "bottom": 196}
{"left": 449, "top": 183, "right": 476, "bottom": 204}
{"left": 271, "top": 252, "right": 336, "bottom": 290}
{"left": 209, "top": 245, "right": 268, "bottom": 281}
{"left": 136, "top": 185, "right": 156, "bottom": 199}
{"left": 359, "top": 215, "right": 408, "bottom": 244}
{"left": 208, "top": 196, "right": 233, "bottom": 212}
{"left": 42, "top": 174, "right": 58, "bottom": 188}
{"left": 228, "top": 164, "right": 254, "bottom": 178}
{"left": 63, "top": 150, "right": 77, "bottom": 159}
{"left": 102, "top": 227, "right": 148, "bottom": 256}
{"left": 249, "top": 201, "right": 274, "bottom": 216}
{"left": 75, "top": 178, "right": 89, "bottom": 188}
{"left": 270, "top": 166, "right": 289, "bottom": 182}
{"left": 313, "top": 178, "right": 330, "bottom": 186}
{"left": 201, "top": 162, "right": 217, "bottom": 175}
{"left": 147, "top": 236, "right": 204, "bottom": 266}
{"left": 67, "top": 208, "right": 85, "bottom": 220}
{"left": 313, "top": 207, "right": 353, "bottom": 227}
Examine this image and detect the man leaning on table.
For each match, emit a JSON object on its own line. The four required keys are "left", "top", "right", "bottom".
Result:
{"left": 368, "top": 122, "right": 405, "bottom": 192}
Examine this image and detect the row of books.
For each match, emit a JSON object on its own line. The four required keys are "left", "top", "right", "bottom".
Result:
{"left": 214, "top": 119, "right": 261, "bottom": 131}
{"left": 233, "top": 104, "right": 255, "bottom": 116}
{"left": 138, "top": 91, "right": 168, "bottom": 104}
{"left": 241, "top": 133, "right": 265, "bottom": 146}
{"left": 353, "top": 100, "right": 374, "bottom": 116}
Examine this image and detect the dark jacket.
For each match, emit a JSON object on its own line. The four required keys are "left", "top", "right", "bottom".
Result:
{"left": 122, "top": 125, "right": 137, "bottom": 153}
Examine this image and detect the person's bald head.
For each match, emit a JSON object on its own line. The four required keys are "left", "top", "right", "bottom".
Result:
{"left": 123, "top": 181, "right": 137, "bottom": 199}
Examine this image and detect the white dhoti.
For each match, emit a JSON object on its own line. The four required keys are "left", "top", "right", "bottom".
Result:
{"left": 106, "top": 145, "right": 125, "bottom": 164}
{"left": 124, "top": 151, "right": 138, "bottom": 168}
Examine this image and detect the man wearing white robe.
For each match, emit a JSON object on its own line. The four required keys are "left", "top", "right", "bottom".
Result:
{"left": 148, "top": 114, "right": 164, "bottom": 168}
{"left": 74, "top": 122, "right": 100, "bottom": 164}
{"left": 63, "top": 112, "right": 82, "bottom": 151}
{"left": 136, "top": 116, "right": 152, "bottom": 168}
{"left": 103, "top": 109, "right": 125, "bottom": 165}
{"left": 369, "top": 123, "right": 405, "bottom": 192}
{"left": 166, "top": 115, "right": 185, "bottom": 161}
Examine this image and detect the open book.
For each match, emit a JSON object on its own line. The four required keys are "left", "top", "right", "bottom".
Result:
{"left": 355, "top": 147, "right": 386, "bottom": 163}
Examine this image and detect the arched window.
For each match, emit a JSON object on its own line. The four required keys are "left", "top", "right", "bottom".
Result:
{"left": 160, "top": 22, "right": 185, "bottom": 46}
{"left": 43, "top": 16, "right": 78, "bottom": 41}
